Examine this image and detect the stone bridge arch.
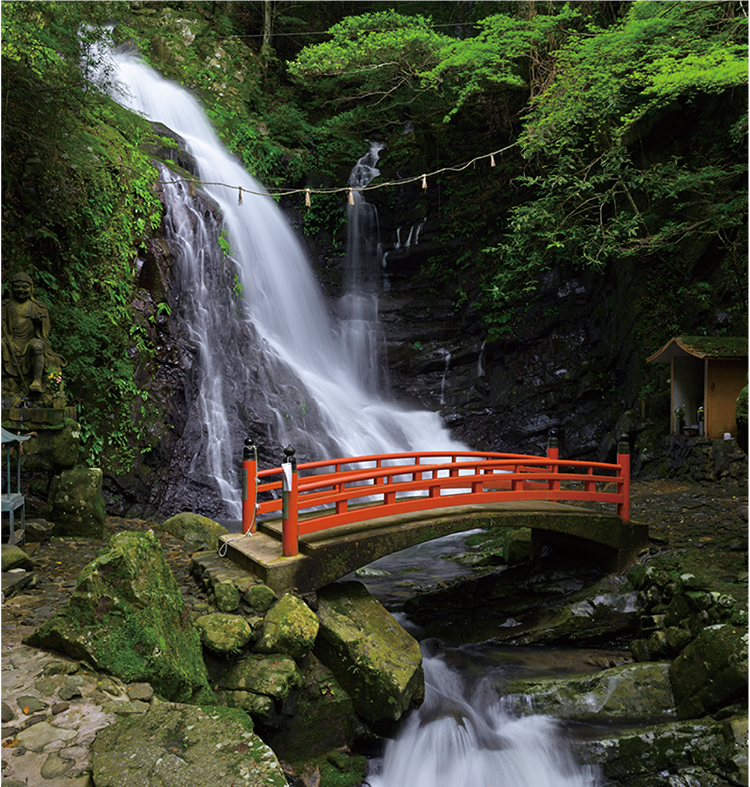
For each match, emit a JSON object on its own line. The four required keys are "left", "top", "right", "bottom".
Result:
{"left": 221, "top": 501, "right": 648, "bottom": 595}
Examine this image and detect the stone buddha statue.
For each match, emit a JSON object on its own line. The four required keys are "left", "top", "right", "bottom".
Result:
{"left": 2, "top": 272, "right": 67, "bottom": 400}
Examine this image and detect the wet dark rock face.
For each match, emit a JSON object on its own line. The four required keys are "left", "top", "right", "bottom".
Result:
{"left": 376, "top": 241, "right": 633, "bottom": 460}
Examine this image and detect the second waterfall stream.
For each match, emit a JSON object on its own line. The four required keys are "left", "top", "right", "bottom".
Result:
{"left": 107, "top": 48, "right": 465, "bottom": 517}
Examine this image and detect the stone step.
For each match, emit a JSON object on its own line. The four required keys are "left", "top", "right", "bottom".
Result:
{"left": 218, "top": 530, "right": 319, "bottom": 595}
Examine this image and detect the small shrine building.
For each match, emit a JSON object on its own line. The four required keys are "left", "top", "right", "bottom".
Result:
{"left": 647, "top": 336, "right": 747, "bottom": 438}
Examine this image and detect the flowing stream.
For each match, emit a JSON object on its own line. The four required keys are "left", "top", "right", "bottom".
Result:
{"left": 106, "top": 50, "right": 465, "bottom": 517}
{"left": 352, "top": 536, "right": 602, "bottom": 787}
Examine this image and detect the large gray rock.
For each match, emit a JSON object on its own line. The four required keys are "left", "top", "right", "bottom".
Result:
{"left": 1, "top": 544, "right": 33, "bottom": 572}
{"left": 25, "top": 530, "right": 211, "bottom": 703}
{"left": 158, "top": 512, "right": 229, "bottom": 552}
{"left": 315, "top": 581, "right": 423, "bottom": 724}
{"left": 669, "top": 623, "right": 748, "bottom": 719}
{"left": 503, "top": 661, "right": 676, "bottom": 720}
{"left": 577, "top": 714, "right": 747, "bottom": 786}
{"left": 91, "top": 701, "right": 287, "bottom": 787}
{"left": 47, "top": 467, "right": 105, "bottom": 538}
{"left": 254, "top": 593, "right": 319, "bottom": 660}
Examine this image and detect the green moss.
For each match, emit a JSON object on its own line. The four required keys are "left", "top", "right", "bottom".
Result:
{"left": 25, "top": 531, "right": 211, "bottom": 702}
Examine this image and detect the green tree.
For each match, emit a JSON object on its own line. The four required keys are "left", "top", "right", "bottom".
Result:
{"left": 481, "top": 0, "right": 747, "bottom": 338}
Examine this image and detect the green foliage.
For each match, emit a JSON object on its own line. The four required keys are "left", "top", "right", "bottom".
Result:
{"left": 288, "top": 10, "right": 452, "bottom": 140}
{"left": 521, "top": 1, "right": 748, "bottom": 153}
{"left": 422, "top": 4, "right": 583, "bottom": 123}
{"left": 302, "top": 192, "right": 347, "bottom": 239}
{"left": 2, "top": 5, "right": 165, "bottom": 469}
{"left": 479, "top": 0, "right": 748, "bottom": 340}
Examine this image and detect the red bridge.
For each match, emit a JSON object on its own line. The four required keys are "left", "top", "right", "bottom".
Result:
{"left": 220, "top": 436, "right": 646, "bottom": 594}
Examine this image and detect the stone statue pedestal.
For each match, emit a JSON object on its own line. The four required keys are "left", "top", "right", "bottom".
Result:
{"left": 2, "top": 405, "right": 77, "bottom": 430}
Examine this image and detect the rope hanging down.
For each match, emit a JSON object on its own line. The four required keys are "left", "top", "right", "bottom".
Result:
{"left": 178, "top": 142, "right": 517, "bottom": 205}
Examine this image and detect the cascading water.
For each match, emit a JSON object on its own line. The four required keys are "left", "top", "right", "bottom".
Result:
{"left": 349, "top": 538, "right": 602, "bottom": 787}
{"left": 368, "top": 647, "right": 601, "bottom": 787}
{"left": 107, "top": 50, "right": 465, "bottom": 516}
{"left": 340, "top": 143, "right": 387, "bottom": 392}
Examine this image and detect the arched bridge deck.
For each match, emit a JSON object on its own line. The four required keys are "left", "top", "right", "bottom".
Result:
{"left": 219, "top": 442, "right": 648, "bottom": 595}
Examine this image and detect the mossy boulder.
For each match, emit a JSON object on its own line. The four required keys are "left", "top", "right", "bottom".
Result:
{"left": 668, "top": 624, "right": 748, "bottom": 719}
{"left": 47, "top": 466, "right": 105, "bottom": 538}
{"left": 91, "top": 701, "right": 287, "bottom": 787}
{"left": 243, "top": 583, "right": 277, "bottom": 614}
{"left": 196, "top": 613, "right": 255, "bottom": 654}
{"left": 503, "top": 661, "right": 676, "bottom": 720}
{"left": 501, "top": 527, "right": 534, "bottom": 564}
{"left": 264, "top": 653, "right": 367, "bottom": 761}
{"left": 158, "top": 512, "right": 229, "bottom": 552}
{"left": 217, "top": 652, "right": 302, "bottom": 728}
{"left": 24, "top": 530, "right": 211, "bottom": 703}
{"left": 314, "top": 581, "right": 423, "bottom": 724}
{"left": 577, "top": 714, "right": 747, "bottom": 786}
{"left": 220, "top": 652, "right": 302, "bottom": 700}
{"left": 253, "top": 593, "right": 319, "bottom": 660}
{"left": 1, "top": 544, "right": 33, "bottom": 572}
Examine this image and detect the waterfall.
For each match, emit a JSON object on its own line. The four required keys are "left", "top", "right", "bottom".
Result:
{"left": 107, "top": 51, "right": 465, "bottom": 516}
{"left": 340, "top": 143, "right": 387, "bottom": 392}
{"left": 368, "top": 650, "right": 601, "bottom": 787}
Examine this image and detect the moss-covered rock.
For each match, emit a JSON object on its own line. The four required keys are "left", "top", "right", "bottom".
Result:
{"left": 157, "top": 512, "right": 229, "bottom": 552}
{"left": 503, "top": 661, "right": 676, "bottom": 720}
{"left": 264, "top": 653, "right": 366, "bottom": 761}
{"left": 216, "top": 652, "right": 302, "bottom": 728}
{"left": 24, "top": 530, "right": 211, "bottom": 703}
{"left": 243, "top": 583, "right": 277, "bottom": 614}
{"left": 91, "top": 701, "right": 287, "bottom": 787}
{"left": 47, "top": 467, "right": 106, "bottom": 538}
{"left": 668, "top": 623, "right": 748, "bottom": 719}
{"left": 1, "top": 544, "right": 33, "bottom": 572}
{"left": 501, "top": 527, "right": 534, "bottom": 565}
{"left": 214, "top": 581, "right": 240, "bottom": 612}
{"left": 577, "top": 714, "right": 747, "bottom": 786}
{"left": 253, "top": 593, "right": 319, "bottom": 660}
{"left": 196, "top": 613, "right": 254, "bottom": 654}
{"left": 220, "top": 652, "right": 302, "bottom": 701}
{"left": 315, "top": 581, "right": 423, "bottom": 724}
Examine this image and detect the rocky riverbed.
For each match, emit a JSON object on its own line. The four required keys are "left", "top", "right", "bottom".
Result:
{"left": 1, "top": 478, "right": 747, "bottom": 787}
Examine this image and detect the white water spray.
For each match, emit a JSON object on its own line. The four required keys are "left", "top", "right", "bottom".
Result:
{"left": 107, "top": 51, "right": 465, "bottom": 514}
{"left": 368, "top": 651, "right": 600, "bottom": 787}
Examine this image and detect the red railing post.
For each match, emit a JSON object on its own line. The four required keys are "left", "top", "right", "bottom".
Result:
{"left": 242, "top": 438, "right": 257, "bottom": 534}
{"left": 281, "top": 445, "right": 299, "bottom": 556}
{"left": 547, "top": 429, "right": 560, "bottom": 492}
{"left": 617, "top": 434, "right": 631, "bottom": 521}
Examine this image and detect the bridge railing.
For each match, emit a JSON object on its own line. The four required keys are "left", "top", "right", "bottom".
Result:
{"left": 241, "top": 435, "right": 631, "bottom": 556}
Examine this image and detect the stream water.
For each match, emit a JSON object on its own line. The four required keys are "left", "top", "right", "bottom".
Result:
{"left": 348, "top": 535, "right": 602, "bottom": 787}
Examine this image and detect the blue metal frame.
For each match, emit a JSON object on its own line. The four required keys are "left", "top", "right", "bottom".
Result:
{"left": 2, "top": 428, "right": 31, "bottom": 545}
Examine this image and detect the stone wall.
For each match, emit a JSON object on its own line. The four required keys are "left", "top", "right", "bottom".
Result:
{"left": 639, "top": 436, "right": 748, "bottom": 484}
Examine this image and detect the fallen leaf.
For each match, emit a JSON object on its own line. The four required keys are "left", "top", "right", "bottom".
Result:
{"left": 2, "top": 740, "right": 19, "bottom": 748}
